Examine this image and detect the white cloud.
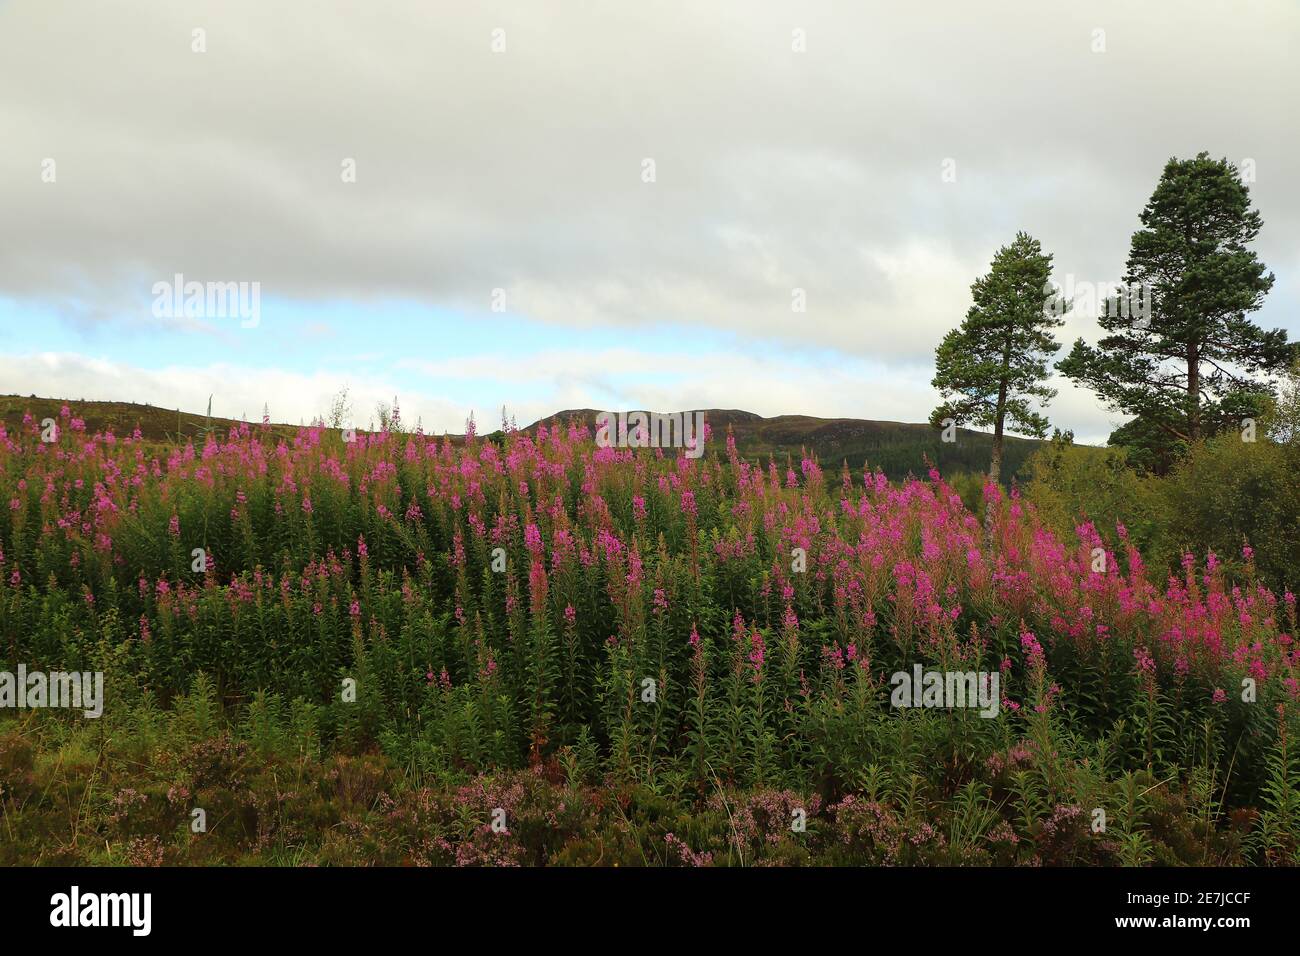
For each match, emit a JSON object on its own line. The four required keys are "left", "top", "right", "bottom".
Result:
{"left": 0, "top": 0, "right": 1293, "bottom": 438}
{"left": 1, "top": 0, "right": 1295, "bottom": 361}
{"left": 2, "top": 352, "right": 462, "bottom": 433}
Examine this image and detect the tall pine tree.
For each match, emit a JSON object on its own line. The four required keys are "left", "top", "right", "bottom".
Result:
{"left": 1058, "top": 152, "right": 1291, "bottom": 474}
{"left": 930, "top": 232, "right": 1066, "bottom": 492}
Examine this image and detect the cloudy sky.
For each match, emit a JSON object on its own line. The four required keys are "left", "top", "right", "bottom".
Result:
{"left": 2, "top": 0, "right": 1296, "bottom": 441}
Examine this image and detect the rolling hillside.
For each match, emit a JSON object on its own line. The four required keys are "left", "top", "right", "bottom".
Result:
{"left": 0, "top": 395, "right": 1048, "bottom": 482}
{"left": 528, "top": 408, "right": 1047, "bottom": 480}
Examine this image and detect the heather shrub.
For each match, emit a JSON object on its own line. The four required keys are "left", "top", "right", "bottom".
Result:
{"left": 1022, "top": 436, "right": 1163, "bottom": 559}
{"left": 1156, "top": 431, "right": 1300, "bottom": 593}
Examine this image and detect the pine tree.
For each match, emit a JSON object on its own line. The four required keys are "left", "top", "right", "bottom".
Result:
{"left": 1058, "top": 153, "right": 1290, "bottom": 474}
{"left": 930, "top": 232, "right": 1066, "bottom": 493}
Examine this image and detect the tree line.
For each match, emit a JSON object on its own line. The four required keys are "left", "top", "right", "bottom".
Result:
{"left": 930, "top": 152, "right": 1295, "bottom": 486}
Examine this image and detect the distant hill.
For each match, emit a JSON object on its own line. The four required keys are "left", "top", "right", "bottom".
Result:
{"left": 0, "top": 394, "right": 303, "bottom": 445}
{"left": 0, "top": 395, "right": 1050, "bottom": 481}
{"left": 527, "top": 408, "right": 1047, "bottom": 480}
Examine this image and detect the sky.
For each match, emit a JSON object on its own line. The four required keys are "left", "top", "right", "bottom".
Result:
{"left": 2, "top": 0, "right": 1297, "bottom": 441}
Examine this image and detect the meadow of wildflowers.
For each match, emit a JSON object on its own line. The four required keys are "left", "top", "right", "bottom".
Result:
{"left": 1, "top": 402, "right": 1297, "bottom": 866}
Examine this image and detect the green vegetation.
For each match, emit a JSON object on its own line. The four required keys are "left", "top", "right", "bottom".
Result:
{"left": 930, "top": 231, "right": 1066, "bottom": 488}
{"left": 1060, "top": 152, "right": 1292, "bottom": 475}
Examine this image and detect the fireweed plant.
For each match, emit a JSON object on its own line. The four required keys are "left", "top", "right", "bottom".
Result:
{"left": 0, "top": 403, "right": 1297, "bottom": 865}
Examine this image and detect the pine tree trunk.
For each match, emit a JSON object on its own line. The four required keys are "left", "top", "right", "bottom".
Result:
{"left": 984, "top": 425, "right": 1003, "bottom": 534}
{"left": 984, "top": 363, "right": 1010, "bottom": 533}
{"left": 989, "top": 428, "right": 1003, "bottom": 486}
